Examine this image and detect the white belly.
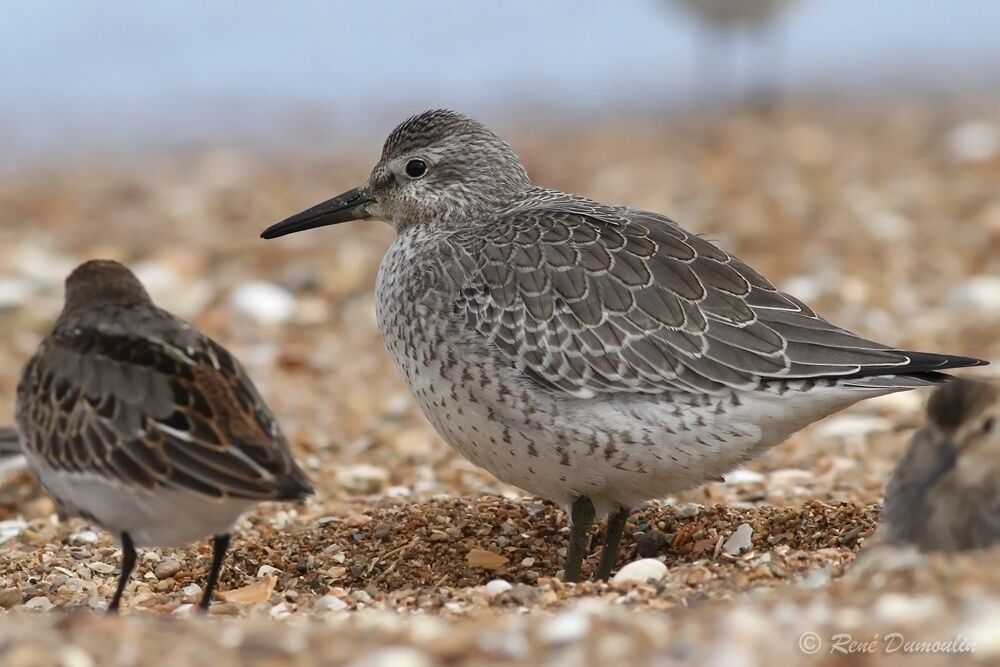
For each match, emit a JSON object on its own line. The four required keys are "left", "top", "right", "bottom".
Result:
{"left": 26, "top": 452, "right": 255, "bottom": 547}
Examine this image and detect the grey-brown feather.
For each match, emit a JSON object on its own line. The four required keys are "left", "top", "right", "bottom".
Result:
{"left": 17, "top": 313, "right": 313, "bottom": 501}
{"left": 447, "top": 190, "right": 976, "bottom": 397}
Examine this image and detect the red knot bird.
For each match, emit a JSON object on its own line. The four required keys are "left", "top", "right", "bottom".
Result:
{"left": 15, "top": 260, "right": 313, "bottom": 611}
{"left": 882, "top": 378, "right": 1000, "bottom": 552}
{"left": 262, "top": 109, "right": 985, "bottom": 582}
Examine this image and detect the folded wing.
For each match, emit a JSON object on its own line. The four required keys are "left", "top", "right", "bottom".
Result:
{"left": 448, "top": 199, "right": 983, "bottom": 396}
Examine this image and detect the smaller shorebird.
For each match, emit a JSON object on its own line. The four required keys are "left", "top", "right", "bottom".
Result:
{"left": 882, "top": 378, "right": 1000, "bottom": 551}
{"left": 15, "top": 260, "right": 312, "bottom": 612}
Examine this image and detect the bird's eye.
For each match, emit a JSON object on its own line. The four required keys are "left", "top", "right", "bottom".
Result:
{"left": 405, "top": 159, "right": 428, "bottom": 179}
{"left": 984, "top": 417, "right": 996, "bottom": 434}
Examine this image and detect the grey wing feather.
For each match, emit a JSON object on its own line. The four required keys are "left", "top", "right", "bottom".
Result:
{"left": 449, "top": 195, "right": 983, "bottom": 396}
{"left": 16, "top": 326, "right": 313, "bottom": 500}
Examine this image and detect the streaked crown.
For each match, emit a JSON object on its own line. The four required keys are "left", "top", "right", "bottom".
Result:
{"left": 369, "top": 109, "right": 531, "bottom": 226}
{"left": 63, "top": 259, "right": 152, "bottom": 311}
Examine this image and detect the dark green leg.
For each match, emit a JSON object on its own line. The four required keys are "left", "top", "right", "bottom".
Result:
{"left": 563, "top": 496, "right": 595, "bottom": 583}
{"left": 108, "top": 531, "right": 137, "bottom": 613}
{"left": 594, "top": 507, "right": 629, "bottom": 581}
{"left": 198, "top": 533, "right": 231, "bottom": 613}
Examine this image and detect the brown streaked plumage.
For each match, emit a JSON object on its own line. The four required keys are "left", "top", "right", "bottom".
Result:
{"left": 882, "top": 378, "right": 1000, "bottom": 551}
{"left": 15, "top": 259, "right": 312, "bottom": 612}
{"left": 263, "top": 109, "right": 985, "bottom": 582}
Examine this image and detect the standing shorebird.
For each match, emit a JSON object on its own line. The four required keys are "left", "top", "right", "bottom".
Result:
{"left": 15, "top": 260, "right": 313, "bottom": 611}
{"left": 262, "top": 110, "right": 984, "bottom": 581}
{"left": 882, "top": 378, "right": 1000, "bottom": 552}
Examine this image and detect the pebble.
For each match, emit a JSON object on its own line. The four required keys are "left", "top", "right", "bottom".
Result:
{"left": 87, "top": 561, "right": 115, "bottom": 575}
{"left": 256, "top": 564, "right": 283, "bottom": 578}
{"left": 725, "top": 469, "right": 766, "bottom": 484}
{"left": 0, "top": 519, "right": 27, "bottom": 545}
{"left": 540, "top": 610, "right": 590, "bottom": 644}
{"left": 68, "top": 530, "right": 99, "bottom": 545}
{"left": 24, "top": 596, "right": 54, "bottom": 612}
{"left": 182, "top": 583, "right": 203, "bottom": 597}
{"left": 611, "top": 558, "right": 668, "bottom": 585}
{"left": 636, "top": 531, "right": 668, "bottom": 558}
{"left": 947, "top": 120, "right": 999, "bottom": 163}
{"left": 348, "top": 648, "right": 433, "bottom": 667}
{"left": 0, "top": 277, "right": 34, "bottom": 311}
{"left": 802, "top": 567, "right": 831, "bottom": 589}
{"left": 57, "top": 647, "right": 95, "bottom": 667}
{"left": 484, "top": 579, "right": 513, "bottom": 597}
{"left": 314, "top": 595, "right": 349, "bottom": 612}
{"left": 0, "top": 589, "right": 23, "bottom": 608}
{"left": 873, "top": 593, "right": 942, "bottom": 624}
{"left": 674, "top": 503, "right": 701, "bottom": 519}
{"left": 337, "top": 464, "right": 390, "bottom": 495}
{"left": 133, "top": 260, "right": 213, "bottom": 318}
{"left": 723, "top": 523, "right": 753, "bottom": 556}
{"left": 229, "top": 281, "right": 297, "bottom": 325}
{"left": 950, "top": 275, "right": 1000, "bottom": 312}
{"left": 154, "top": 558, "right": 182, "bottom": 580}
{"left": 814, "top": 415, "right": 892, "bottom": 440}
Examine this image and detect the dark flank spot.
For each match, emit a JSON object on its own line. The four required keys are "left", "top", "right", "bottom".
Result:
{"left": 558, "top": 447, "right": 570, "bottom": 466}
{"left": 729, "top": 392, "right": 742, "bottom": 407}
{"left": 604, "top": 442, "right": 619, "bottom": 461}
{"left": 695, "top": 416, "right": 706, "bottom": 428}
{"left": 801, "top": 379, "right": 816, "bottom": 392}
{"left": 778, "top": 383, "right": 789, "bottom": 395}
{"left": 527, "top": 443, "right": 538, "bottom": 457}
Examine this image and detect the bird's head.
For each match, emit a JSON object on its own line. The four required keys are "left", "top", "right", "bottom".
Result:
{"left": 922, "top": 378, "right": 1000, "bottom": 491}
{"left": 261, "top": 109, "right": 531, "bottom": 238}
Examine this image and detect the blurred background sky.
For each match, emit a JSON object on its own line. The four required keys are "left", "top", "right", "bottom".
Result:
{"left": 4, "top": 0, "right": 1000, "bottom": 168}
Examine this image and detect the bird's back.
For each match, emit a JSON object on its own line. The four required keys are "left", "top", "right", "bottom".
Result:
{"left": 16, "top": 301, "right": 312, "bottom": 504}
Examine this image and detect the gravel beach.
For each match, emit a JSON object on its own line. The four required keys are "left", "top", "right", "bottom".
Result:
{"left": 1, "top": 102, "right": 999, "bottom": 665}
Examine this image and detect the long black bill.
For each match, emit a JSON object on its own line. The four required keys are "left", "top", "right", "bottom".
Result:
{"left": 917, "top": 440, "right": 958, "bottom": 495}
{"left": 261, "top": 187, "right": 374, "bottom": 239}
